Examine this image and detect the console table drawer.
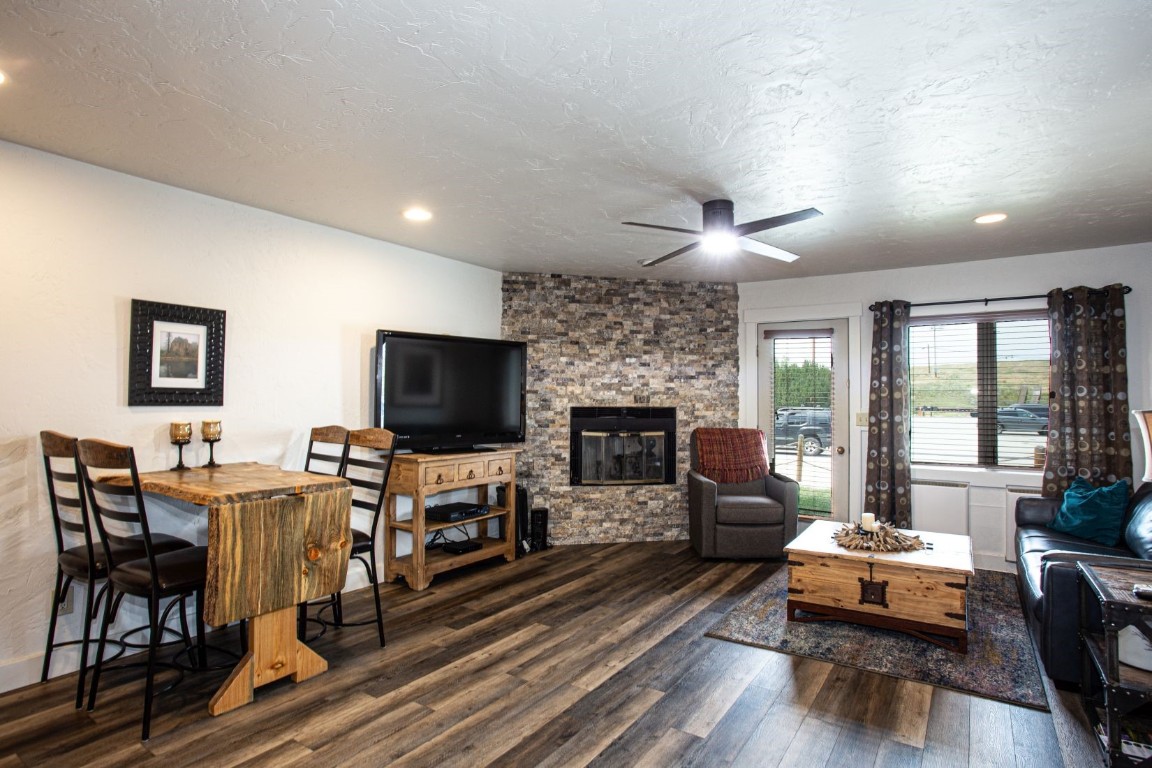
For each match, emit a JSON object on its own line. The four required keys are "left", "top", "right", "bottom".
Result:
{"left": 423, "top": 463, "right": 457, "bottom": 486}
{"left": 457, "top": 460, "right": 486, "bottom": 481}
{"left": 487, "top": 457, "right": 512, "bottom": 478}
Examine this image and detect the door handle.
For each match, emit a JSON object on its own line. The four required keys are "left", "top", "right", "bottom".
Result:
{"left": 836, "top": 446, "right": 845, "bottom": 455}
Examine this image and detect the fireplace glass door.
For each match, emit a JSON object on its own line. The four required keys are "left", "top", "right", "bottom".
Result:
{"left": 579, "top": 430, "right": 666, "bottom": 485}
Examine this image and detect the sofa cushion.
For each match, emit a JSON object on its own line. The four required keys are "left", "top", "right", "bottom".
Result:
{"left": 1049, "top": 478, "right": 1130, "bottom": 546}
{"left": 1017, "top": 526, "right": 1133, "bottom": 559}
{"left": 716, "top": 495, "right": 784, "bottom": 525}
{"left": 1125, "top": 490, "right": 1152, "bottom": 558}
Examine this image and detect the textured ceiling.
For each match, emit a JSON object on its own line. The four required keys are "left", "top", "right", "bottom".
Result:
{"left": 2, "top": 1, "right": 1151, "bottom": 282}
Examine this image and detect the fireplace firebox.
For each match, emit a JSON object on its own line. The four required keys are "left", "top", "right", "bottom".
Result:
{"left": 570, "top": 407, "right": 676, "bottom": 486}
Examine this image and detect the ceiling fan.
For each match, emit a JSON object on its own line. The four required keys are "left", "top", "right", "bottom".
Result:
{"left": 624, "top": 199, "right": 822, "bottom": 267}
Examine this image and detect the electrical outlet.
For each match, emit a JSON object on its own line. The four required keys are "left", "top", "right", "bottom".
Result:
{"left": 856, "top": 412, "right": 868, "bottom": 427}
{"left": 58, "top": 589, "right": 74, "bottom": 616}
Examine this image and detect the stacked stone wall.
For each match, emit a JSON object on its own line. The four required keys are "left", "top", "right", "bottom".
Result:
{"left": 501, "top": 273, "right": 739, "bottom": 543}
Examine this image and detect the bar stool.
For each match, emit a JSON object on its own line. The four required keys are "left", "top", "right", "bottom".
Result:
{"left": 329, "top": 427, "right": 397, "bottom": 646}
{"left": 78, "top": 438, "right": 209, "bottom": 741}
{"left": 39, "top": 431, "right": 192, "bottom": 709}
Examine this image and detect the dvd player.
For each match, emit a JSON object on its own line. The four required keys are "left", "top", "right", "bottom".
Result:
{"left": 425, "top": 502, "right": 489, "bottom": 522}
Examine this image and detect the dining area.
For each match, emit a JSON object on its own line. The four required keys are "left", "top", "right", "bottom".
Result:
{"left": 35, "top": 422, "right": 398, "bottom": 742}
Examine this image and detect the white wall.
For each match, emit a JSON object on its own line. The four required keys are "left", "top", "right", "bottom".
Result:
{"left": 739, "top": 244, "right": 1152, "bottom": 571}
{"left": 0, "top": 141, "right": 503, "bottom": 692}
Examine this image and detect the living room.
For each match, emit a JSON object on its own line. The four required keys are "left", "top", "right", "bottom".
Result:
{"left": 3, "top": 3, "right": 1152, "bottom": 766}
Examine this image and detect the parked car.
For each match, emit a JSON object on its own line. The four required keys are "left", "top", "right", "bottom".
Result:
{"left": 1010, "top": 403, "right": 1050, "bottom": 418}
{"left": 774, "top": 407, "right": 833, "bottom": 455}
{"left": 996, "top": 407, "right": 1049, "bottom": 434}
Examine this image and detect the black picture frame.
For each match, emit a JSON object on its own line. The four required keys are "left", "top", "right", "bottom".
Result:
{"left": 128, "top": 299, "right": 226, "bottom": 406}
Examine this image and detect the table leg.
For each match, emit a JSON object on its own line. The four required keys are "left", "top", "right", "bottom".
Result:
{"left": 208, "top": 606, "right": 328, "bottom": 716}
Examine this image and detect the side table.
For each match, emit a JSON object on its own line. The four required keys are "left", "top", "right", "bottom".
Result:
{"left": 1079, "top": 562, "right": 1152, "bottom": 766}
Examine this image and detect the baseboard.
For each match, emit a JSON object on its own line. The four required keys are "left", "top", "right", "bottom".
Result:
{"left": 975, "top": 554, "right": 1015, "bottom": 574}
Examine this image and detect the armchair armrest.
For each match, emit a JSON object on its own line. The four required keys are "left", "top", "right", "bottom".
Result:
{"left": 688, "top": 470, "right": 718, "bottom": 556}
{"left": 765, "top": 471, "right": 800, "bottom": 543}
{"left": 1016, "top": 496, "right": 1060, "bottom": 527}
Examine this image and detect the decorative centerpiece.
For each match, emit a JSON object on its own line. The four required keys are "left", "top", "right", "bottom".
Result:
{"left": 834, "top": 516, "right": 925, "bottom": 553}
{"left": 201, "top": 420, "right": 222, "bottom": 468}
{"left": 169, "top": 421, "right": 192, "bottom": 470}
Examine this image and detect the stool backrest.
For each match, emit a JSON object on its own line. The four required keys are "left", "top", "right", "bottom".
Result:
{"left": 343, "top": 428, "right": 397, "bottom": 540}
{"left": 305, "top": 425, "right": 350, "bottom": 476}
{"left": 76, "top": 439, "right": 156, "bottom": 573}
{"left": 40, "top": 431, "right": 96, "bottom": 572}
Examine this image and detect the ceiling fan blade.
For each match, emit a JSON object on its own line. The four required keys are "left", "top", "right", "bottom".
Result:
{"left": 641, "top": 240, "right": 702, "bottom": 267}
{"left": 734, "top": 207, "right": 822, "bottom": 237}
{"left": 623, "top": 222, "right": 703, "bottom": 236}
{"left": 738, "top": 237, "right": 799, "bottom": 263}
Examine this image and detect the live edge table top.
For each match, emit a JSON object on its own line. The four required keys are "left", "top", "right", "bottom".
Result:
{"left": 133, "top": 462, "right": 349, "bottom": 504}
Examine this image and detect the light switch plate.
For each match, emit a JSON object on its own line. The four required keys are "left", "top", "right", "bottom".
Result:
{"left": 856, "top": 412, "right": 868, "bottom": 427}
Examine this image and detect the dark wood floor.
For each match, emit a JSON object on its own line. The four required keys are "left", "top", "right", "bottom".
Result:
{"left": 0, "top": 541, "right": 1081, "bottom": 767}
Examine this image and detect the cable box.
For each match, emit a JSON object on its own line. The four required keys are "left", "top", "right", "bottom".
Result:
{"left": 443, "top": 539, "right": 482, "bottom": 554}
{"left": 425, "top": 502, "right": 489, "bottom": 522}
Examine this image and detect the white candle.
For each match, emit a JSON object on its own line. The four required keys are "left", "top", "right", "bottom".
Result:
{"left": 861, "top": 513, "right": 876, "bottom": 532}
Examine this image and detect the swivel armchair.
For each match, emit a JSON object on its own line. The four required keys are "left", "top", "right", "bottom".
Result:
{"left": 688, "top": 427, "right": 799, "bottom": 559}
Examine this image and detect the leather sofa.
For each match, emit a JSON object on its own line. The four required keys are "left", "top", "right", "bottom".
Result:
{"left": 1015, "top": 482, "right": 1152, "bottom": 685}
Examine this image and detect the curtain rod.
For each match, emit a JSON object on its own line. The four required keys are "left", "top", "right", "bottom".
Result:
{"left": 868, "top": 285, "right": 1132, "bottom": 313}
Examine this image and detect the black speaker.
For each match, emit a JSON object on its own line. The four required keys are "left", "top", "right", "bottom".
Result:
{"left": 497, "top": 484, "right": 532, "bottom": 557}
{"left": 530, "top": 507, "right": 549, "bottom": 552}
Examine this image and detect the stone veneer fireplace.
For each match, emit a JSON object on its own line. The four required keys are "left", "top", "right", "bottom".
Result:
{"left": 501, "top": 273, "right": 740, "bottom": 544}
{"left": 570, "top": 407, "right": 676, "bottom": 486}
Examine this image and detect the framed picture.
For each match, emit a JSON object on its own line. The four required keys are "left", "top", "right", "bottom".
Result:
{"left": 129, "top": 299, "right": 226, "bottom": 406}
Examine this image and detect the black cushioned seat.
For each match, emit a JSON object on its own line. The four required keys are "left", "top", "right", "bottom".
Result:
{"left": 58, "top": 534, "right": 191, "bottom": 579}
{"left": 111, "top": 547, "right": 210, "bottom": 596}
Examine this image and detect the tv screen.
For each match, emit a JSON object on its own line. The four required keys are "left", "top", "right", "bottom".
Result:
{"left": 374, "top": 330, "right": 527, "bottom": 451}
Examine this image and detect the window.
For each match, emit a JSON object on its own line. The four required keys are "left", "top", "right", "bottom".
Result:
{"left": 908, "top": 312, "right": 1050, "bottom": 467}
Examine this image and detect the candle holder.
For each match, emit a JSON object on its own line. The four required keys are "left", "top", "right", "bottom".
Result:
{"left": 169, "top": 422, "right": 192, "bottom": 470}
{"left": 201, "top": 420, "right": 222, "bottom": 468}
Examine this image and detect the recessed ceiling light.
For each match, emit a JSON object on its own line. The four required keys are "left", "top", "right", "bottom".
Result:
{"left": 403, "top": 207, "right": 433, "bottom": 222}
{"left": 0, "top": 70, "right": 7, "bottom": 86}
{"left": 973, "top": 212, "right": 1007, "bottom": 224}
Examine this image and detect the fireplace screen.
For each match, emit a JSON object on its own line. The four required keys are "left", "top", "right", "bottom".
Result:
{"left": 569, "top": 406, "right": 676, "bottom": 486}
{"left": 580, "top": 431, "right": 667, "bottom": 485}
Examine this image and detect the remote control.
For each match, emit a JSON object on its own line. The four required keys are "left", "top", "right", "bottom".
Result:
{"left": 1133, "top": 584, "right": 1152, "bottom": 600}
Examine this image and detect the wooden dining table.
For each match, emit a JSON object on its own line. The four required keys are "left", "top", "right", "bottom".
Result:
{"left": 129, "top": 462, "right": 352, "bottom": 716}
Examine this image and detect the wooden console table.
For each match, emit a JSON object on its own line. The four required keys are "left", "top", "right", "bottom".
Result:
{"left": 383, "top": 449, "right": 519, "bottom": 590}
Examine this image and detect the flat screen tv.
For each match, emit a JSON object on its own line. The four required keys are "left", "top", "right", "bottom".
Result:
{"left": 374, "top": 329, "right": 527, "bottom": 452}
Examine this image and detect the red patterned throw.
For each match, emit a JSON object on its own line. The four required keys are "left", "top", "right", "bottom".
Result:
{"left": 695, "top": 428, "right": 770, "bottom": 484}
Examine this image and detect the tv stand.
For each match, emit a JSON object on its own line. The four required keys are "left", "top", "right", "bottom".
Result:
{"left": 383, "top": 449, "right": 520, "bottom": 590}
{"left": 420, "top": 445, "right": 497, "bottom": 455}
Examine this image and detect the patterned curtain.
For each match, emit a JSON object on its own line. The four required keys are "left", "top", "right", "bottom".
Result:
{"left": 1043, "top": 284, "right": 1133, "bottom": 497}
{"left": 865, "top": 300, "right": 912, "bottom": 527}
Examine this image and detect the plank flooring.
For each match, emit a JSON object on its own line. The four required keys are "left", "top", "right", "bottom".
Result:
{"left": 0, "top": 541, "right": 1090, "bottom": 767}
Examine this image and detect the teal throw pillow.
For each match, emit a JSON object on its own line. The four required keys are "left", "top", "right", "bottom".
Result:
{"left": 1048, "top": 477, "right": 1131, "bottom": 546}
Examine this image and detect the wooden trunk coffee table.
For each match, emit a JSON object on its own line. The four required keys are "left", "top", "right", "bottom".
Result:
{"left": 784, "top": 520, "right": 975, "bottom": 652}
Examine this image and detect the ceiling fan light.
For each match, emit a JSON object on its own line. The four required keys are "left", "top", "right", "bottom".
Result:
{"left": 700, "top": 232, "right": 738, "bottom": 255}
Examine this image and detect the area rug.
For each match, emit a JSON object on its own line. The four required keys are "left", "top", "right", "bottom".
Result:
{"left": 707, "top": 567, "right": 1048, "bottom": 710}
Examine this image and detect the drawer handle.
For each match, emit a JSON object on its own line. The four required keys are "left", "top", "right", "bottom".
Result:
{"left": 496, "top": 466, "right": 504, "bottom": 475}
{"left": 436, "top": 474, "right": 444, "bottom": 485}
{"left": 467, "top": 469, "right": 476, "bottom": 479}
